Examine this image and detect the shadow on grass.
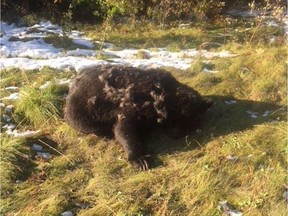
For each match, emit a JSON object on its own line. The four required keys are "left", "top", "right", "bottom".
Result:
{"left": 13, "top": 137, "right": 59, "bottom": 183}
{"left": 147, "top": 95, "right": 286, "bottom": 165}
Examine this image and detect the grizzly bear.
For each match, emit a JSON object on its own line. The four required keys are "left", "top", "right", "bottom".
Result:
{"left": 64, "top": 65, "right": 212, "bottom": 170}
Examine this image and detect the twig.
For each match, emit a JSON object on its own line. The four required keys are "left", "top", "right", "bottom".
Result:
{"left": 38, "top": 139, "right": 74, "bottom": 165}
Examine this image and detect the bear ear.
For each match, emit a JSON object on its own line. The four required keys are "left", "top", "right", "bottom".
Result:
{"left": 202, "top": 98, "right": 213, "bottom": 111}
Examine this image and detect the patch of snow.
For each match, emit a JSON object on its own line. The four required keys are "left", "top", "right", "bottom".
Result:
{"left": 15, "top": 180, "right": 23, "bottom": 184}
{"left": 0, "top": 20, "right": 240, "bottom": 72}
{"left": 6, "top": 129, "right": 41, "bottom": 138}
{"left": 4, "top": 86, "right": 19, "bottom": 91}
{"left": 72, "top": 38, "right": 94, "bottom": 48}
{"left": 246, "top": 110, "right": 258, "bottom": 119}
{"left": 179, "top": 23, "right": 192, "bottom": 29}
{"left": 1, "top": 93, "right": 20, "bottom": 100}
{"left": 70, "top": 30, "right": 84, "bottom": 37}
{"left": 31, "top": 143, "right": 43, "bottom": 151}
{"left": 58, "top": 78, "right": 72, "bottom": 85}
{"left": 284, "top": 186, "right": 288, "bottom": 200}
{"left": 262, "top": 110, "right": 272, "bottom": 117}
{"left": 39, "top": 79, "right": 72, "bottom": 90}
{"left": 219, "top": 200, "right": 243, "bottom": 216}
{"left": 224, "top": 100, "right": 237, "bottom": 105}
{"left": 65, "top": 49, "right": 97, "bottom": 57}
{"left": 36, "top": 152, "right": 52, "bottom": 160}
{"left": 203, "top": 68, "right": 219, "bottom": 73}
{"left": 5, "top": 105, "right": 14, "bottom": 113}
{"left": 246, "top": 110, "right": 273, "bottom": 118}
{"left": 266, "top": 20, "right": 279, "bottom": 27}
{"left": 2, "top": 114, "right": 11, "bottom": 122}
{"left": 2, "top": 124, "right": 16, "bottom": 130}
{"left": 283, "top": 191, "right": 288, "bottom": 200}
{"left": 226, "top": 155, "right": 238, "bottom": 161}
{"left": 250, "top": 114, "right": 258, "bottom": 119}
{"left": 226, "top": 8, "right": 269, "bottom": 18}
{"left": 61, "top": 211, "right": 74, "bottom": 216}
{"left": 39, "top": 81, "right": 51, "bottom": 90}
{"left": 75, "top": 202, "right": 90, "bottom": 209}
{"left": 1, "top": 38, "right": 61, "bottom": 58}
{"left": 284, "top": 16, "right": 288, "bottom": 35}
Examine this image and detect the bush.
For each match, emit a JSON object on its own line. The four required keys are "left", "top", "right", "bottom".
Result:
{"left": 1, "top": 0, "right": 286, "bottom": 25}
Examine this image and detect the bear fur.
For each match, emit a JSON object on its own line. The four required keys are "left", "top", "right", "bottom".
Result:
{"left": 64, "top": 65, "right": 212, "bottom": 170}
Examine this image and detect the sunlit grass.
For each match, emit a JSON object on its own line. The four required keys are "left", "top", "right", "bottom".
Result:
{"left": 15, "top": 83, "right": 68, "bottom": 128}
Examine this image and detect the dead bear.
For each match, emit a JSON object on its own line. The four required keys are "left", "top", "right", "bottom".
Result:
{"left": 64, "top": 65, "right": 212, "bottom": 170}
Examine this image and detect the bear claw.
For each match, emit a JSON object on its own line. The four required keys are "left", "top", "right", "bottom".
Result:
{"left": 131, "top": 156, "right": 151, "bottom": 171}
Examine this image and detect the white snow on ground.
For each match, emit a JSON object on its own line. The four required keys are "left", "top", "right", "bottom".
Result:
{"left": 0, "top": 21, "right": 239, "bottom": 72}
{"left": 1, "top": 92, "right": 20, "bottom": 100}
{"left": 1, "top": 18, "right": 286, "bottom": 72}
{"left": 5, "top": 129, "right": 42, "bottom": 138}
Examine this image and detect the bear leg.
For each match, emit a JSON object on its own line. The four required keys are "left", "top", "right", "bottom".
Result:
{"left": 114, "top": 115, "right": 150, "bottom": 170}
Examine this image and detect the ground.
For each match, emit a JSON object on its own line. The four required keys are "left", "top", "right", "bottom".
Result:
{"left": 0, "top": 9, "right": 287, "bottom": 216}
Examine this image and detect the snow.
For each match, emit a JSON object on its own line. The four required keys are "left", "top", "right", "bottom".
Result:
{"left": 262, "top": 110, "right": 271, "bottom": 117}
{"left": 2, "top": 124, "right": 16, "bottom": 130}
{"left": 39, "top": 79, "right": 72, "bottom": 90}
{"left": 203, "top": 68, "right": 219, "bottom": 74}
{"left": 1, "top": 17, "right": 285, "bottom": 72}
{"left": 219, "top": 200, "right": 243, "bottom": 216}
{"left": 72, "top": 38, "right": 94, "bottom": 48}
{"left": 1, "top": 93, "right": 20, "bottom": 100}
{"left": 31, "top": 143, "right": 43, "bottom": 151}
{"left": 246, "top": 110, "right": 258, "bottom": 119}
{"left": 61, "top": 211, "right": 74, "bottom": 216}
{"left": 224, "top": 100, "right": 237, "bottom": 105}
{"left": 5, "top": 104, "right": 14, "bottom": 113}
{"left": 36, "top": 152, "right": 52, "bottom": 160}
{"left": 4, "top": 86, "right": 19, "bottom": 91}
{"left": 0, "top": 21, "right": 239, "bottom": 72}
{"left": 5, "top": 129, "right": 41, "bottom": 138}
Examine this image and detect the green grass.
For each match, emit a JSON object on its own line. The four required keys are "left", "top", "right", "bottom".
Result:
{"left": 0, "top": 137, "right": 29, "bottom": 191}
{"left": 0, "top": 17, "right": 287, "bottom": 216}
{"left": 15, "top": 83, "right": 68, "bottom": 127}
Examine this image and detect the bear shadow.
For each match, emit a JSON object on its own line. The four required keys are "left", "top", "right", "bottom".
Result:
{"left": 146, "top": 95, "right": 286, "bottom": 166}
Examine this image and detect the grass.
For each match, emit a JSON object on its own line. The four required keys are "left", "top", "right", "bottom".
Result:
{"left": 0, "top": 137, "right": 30, "bottom": 192}
{"left": 15, "top": 83, "right": 69, "bottom": 127}
{"left": 0, "top": 16, "right": 287, "bottom": 216}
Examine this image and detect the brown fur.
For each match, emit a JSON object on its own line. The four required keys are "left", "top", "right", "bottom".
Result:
{"left": 65, "top": 65, "right": 212, "bottom": 170}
